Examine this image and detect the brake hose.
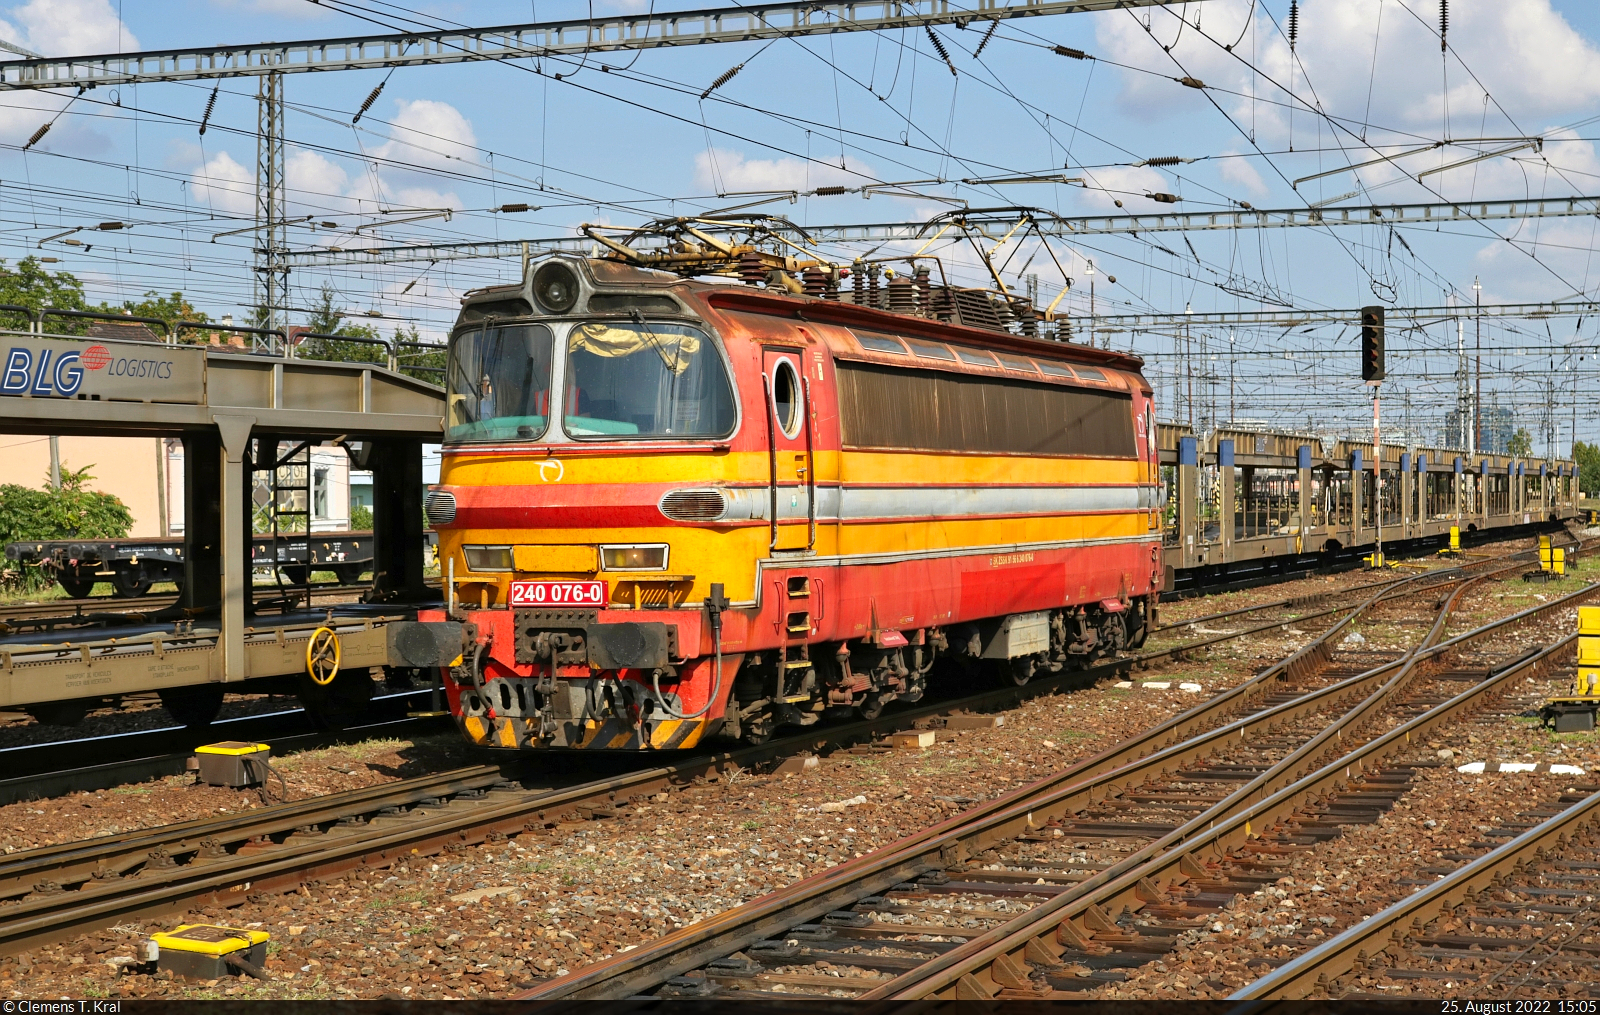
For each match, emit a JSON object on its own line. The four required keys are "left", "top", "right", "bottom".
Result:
{"left": 649, "top": 584, "right": 727, "bottom": 721}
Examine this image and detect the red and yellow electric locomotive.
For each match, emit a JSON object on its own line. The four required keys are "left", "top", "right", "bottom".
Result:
{"left": 389, "top": 243, "right": 1162, "bottom": 751}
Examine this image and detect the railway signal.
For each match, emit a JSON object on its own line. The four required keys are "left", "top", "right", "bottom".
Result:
{"left": 1360, "top": 305, "right": 1386, "bottom": 382}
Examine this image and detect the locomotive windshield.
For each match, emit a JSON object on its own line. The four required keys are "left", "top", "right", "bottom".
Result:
{"left": 564, "top": 321, "right": 736, "bottom": 438}
{"left": 446, "top": 322, "right": 555, "bottom": 442}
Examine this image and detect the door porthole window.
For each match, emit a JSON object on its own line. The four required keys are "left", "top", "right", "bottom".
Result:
{"left": 772, "top": 358, "right": 802, "bottom": 438}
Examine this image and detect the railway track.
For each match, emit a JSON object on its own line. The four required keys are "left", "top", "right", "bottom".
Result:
{"left": 1233, "top": 777, "right": 1600, "bottom": 1000}
{"left": 0, "top": 634, "right": 1154, "bottom": 957}
{"left": 0, "top": 547, "right": 1554, "bottom": 965}
{"left": 515, "top": 547, "right": 1591, "bottom": 1000}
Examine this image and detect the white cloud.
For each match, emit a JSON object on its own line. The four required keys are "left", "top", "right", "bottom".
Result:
{"left": 209, "top": 0, "right": 334, "bottom": 16}
{"left": 1218, "top": 151, "right": 1269, "bottom": 198}
{"left": 1076, "top": 165, "right": 1171, "bottom": 210}
{"left": 188, "top": 150, "right": 254, "bottom": 217}
{"left": 0, "top": 0, "right": 137, "bottom": 56}
{"left": 1470, "top": 216, "right": 1600, "bottom": 303}
{"left": 1096, "top": 0, "right": 1600, "bottom": 136}
{"left": 372, "top": 99, "right": 478, "bottom": 175}
{"left": 285, "top": 149, "right": 352, "bottom": 211}
{"left": 693, "top": 147, "right": 875, "bottom": 195}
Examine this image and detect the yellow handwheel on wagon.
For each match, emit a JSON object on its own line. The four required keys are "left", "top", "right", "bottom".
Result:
{"left": 306, "top": 626, "right": 341, "bottom": 686}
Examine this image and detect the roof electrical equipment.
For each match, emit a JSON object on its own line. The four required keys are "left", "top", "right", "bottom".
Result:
{"left": 1361, "top": 305, "right": 1386, "bottom": 382}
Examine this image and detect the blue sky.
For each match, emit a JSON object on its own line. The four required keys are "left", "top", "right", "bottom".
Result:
{"left": 5, "top": 0, "right": 1600, "bottom": 452}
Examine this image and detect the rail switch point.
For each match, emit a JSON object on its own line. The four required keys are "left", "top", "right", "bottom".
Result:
{"left": 149, "top": 924, "right": 270, "bottom": 980}
{"left": 193, "top": 741, "right": 271, "bottom": 788}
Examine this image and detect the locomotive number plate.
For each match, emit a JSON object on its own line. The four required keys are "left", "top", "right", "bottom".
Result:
{"left": 509, "top": 580, "right": 606, "bottom": 607}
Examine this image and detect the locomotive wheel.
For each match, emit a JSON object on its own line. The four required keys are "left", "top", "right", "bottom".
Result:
{"left": 159, "top": 684, "right": 225, "bottom": 727}
{"left": 1101, "top": 612, "right": 1129, "bottom": 654}
{"left": 111, "top": 570, "right": 152, "bottom": 598}
{"left": 1007, "top": 657, "right": 1036, "bottom": 686}
{"left": 333, "top": 564, "right": 365, "bottom": 585}
{"left": 855, "top": 693, "right": 885, "bottom": 721}
{"left": 57, "top": 578, "right": 96, "bottom": 599}
{"left": 740, "top": 715, "right": 773, "bottom": 744}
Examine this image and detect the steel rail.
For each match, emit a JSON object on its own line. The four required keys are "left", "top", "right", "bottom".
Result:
{"left": 1228, "top": 652, "right": 1596, "bottom": 1001}
{"left": 0, "top": 551, "right": 1486, "bottom": 960}
{"left": 518, "top": 560, "right": 1517, "bottom": 998}
{"left": 863, "top": 585, "right": 1593, "bottom": 1000}
{"left": 0, "top": 764, "right": 506, "bottom": 900}
{"left": 0, "top": 629, "right": 1162, "bottom": 956}
{"left": 1151, "top": 574, "right": 1405, "bottom": 633}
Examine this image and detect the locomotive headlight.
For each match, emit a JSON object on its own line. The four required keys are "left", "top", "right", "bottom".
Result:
{"left": 532, "top": 260, "right": 580, "bottom": 314}
{"left": 600, "top": 544, "right": 668, "bottom": 571}
{"left": 463, "top": 545, "right": 513, "bottom": 572}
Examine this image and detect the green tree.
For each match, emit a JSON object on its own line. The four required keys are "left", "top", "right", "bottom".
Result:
{"left": 0, "top": 464, "right": 133, "bottom": 548}
{"left": 0, "top": 257, "right": 90, "bottom": 334}
{"left": 1507, "top": 427, "right": 1534, "bottom": 458}
{"left": 392, "top": 323, "right": 446, "bottom": 383}
{"left": 1574, "top": 441, "right": 1600, "bottom": 497}
{"left": 296, "top": 283, "right": 387, "bottom": 365}
{"left": 104, "top": 290, "right": 208, "bottom": 329}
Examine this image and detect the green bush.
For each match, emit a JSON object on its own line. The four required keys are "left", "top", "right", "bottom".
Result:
{"left": 351, "top": 504, "right": 373, "bottom": 531}
{"left": 0, "top": 465, "right": 133, "bottom": 591}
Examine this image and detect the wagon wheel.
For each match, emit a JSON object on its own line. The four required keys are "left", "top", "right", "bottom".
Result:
{"left": 306, "top": 626, "right": 341, "bottom": 686}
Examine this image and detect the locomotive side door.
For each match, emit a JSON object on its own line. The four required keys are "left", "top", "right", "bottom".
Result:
{"left": 762, "top": 347, "right": 813, "bottom": 553}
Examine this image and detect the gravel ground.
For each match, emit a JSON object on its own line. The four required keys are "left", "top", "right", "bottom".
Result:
{"left": 1084, "top": 666, "right": 1600, "bottom": 999}
{"left": 0, "top": 544, "right": 1564, "bottom": 1001}
{"left": 3, "top": 626, "right": 1314, "bottom": 1000}
{"left": 0, "top": 733, "right": 483, "bottom": 854}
